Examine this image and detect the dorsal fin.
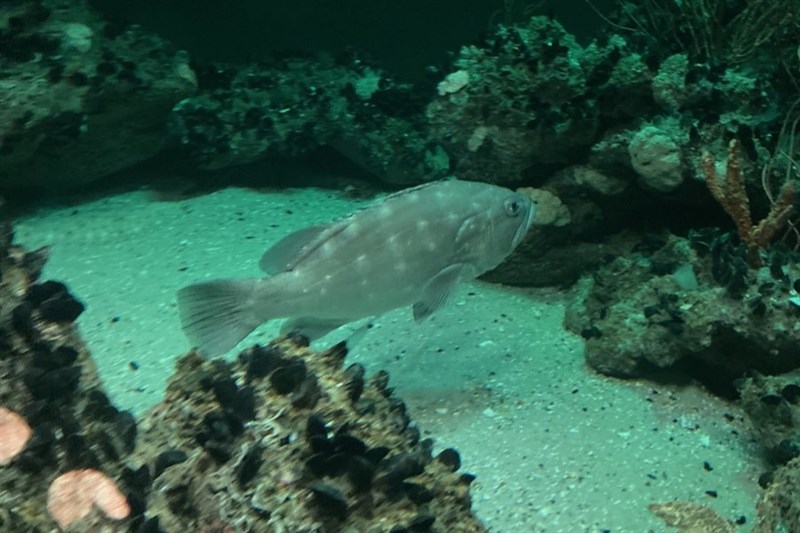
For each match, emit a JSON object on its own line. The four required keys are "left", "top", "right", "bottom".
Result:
{"left": 259, "top": 180, "right": 452, "bottom": 274}
{"left": 259, "top": 224, "right": 330, "bottom": 274}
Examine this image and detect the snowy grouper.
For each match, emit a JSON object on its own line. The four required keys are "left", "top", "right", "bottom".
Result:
{"left": 177, "top": 179, "right": 536, "bottom": 357}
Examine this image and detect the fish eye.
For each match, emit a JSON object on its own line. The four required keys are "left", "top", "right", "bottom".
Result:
{"left": 504, "top": 198, "right": 521, "bottom": 217}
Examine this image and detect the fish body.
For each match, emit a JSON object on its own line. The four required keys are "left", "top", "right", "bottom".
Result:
{"left": 178, "top": 179, "right": 535, "bottom": 356}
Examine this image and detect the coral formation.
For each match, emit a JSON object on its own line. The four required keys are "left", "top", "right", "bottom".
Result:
{"left": 628, "top": 123, "right": 684, "bottom": 192}
{"left": 649, "top": 455, "right": 800, "bottom": 532}
{"left": 754, "top": 456, "right": 800, "bottom": 532}
{"left": 737, "top": 374, "right": 800, "bottom": 465}
{"left": 168, "top": 56, "right": 449, "bottom": 185}
{"left": 0, "top": 407, "right": 32, "bottom": 465}
{"left": 47, "top": 468, "right": 131, "bottom": 529}
{"left": 0, "top": 208, "right": 138, "bottom": 531}
{"left": 649, "top": 501, "right": 736, "bottom": 533}
{"left": 135, "top": 340, "right": 484, "bottom": 532}
{"left": 424, "top": 8, "right": 799, "bottom": 285}
{"left": 0, "top": 0, "right": 196, "bottom": 190}
{"left": 702, "top": 140, "right": 795, "bottom": 267}
{"left": 565, "top": 232, "right": 800, "bottom": 383}
{"left": 426, "top": 17, "right": 602, "bottom": 185}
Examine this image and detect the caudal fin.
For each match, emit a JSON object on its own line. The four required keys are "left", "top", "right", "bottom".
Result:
{"left": 177, "top": 278, "right": 262, "bottom": 357}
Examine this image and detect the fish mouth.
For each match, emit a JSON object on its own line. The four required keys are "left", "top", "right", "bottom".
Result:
{"left": 511, "top": 203, "right": 535, "bottom": 248}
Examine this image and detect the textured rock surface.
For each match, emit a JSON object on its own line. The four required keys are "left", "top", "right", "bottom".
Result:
{"left": 565, "top": 233, "right": 800, "bottom": 382}
{"left": 135, "top": 340, "right": 485, "bottom": 532}
{"left": 0, "top": 0, "right": 196, "bottom": 191}
{"left": 755, "top": 456, "right": 800, "bottom": 533}
{"left": 737, "top": 374, "right": 800, "bottom": 464}
{"left": 168, "top": 57, "right": 449, "bottom": 185}
{"left": 0, "top": 209, "right": 138, "bottom": 531}
{"left": 426, "top": 17, "right": 603, "bottom": 186}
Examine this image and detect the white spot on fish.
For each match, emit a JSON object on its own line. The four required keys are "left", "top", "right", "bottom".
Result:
{"left": 344, "top": 222, "right": 360, "bottom": 237}
{"left": 379, "top": 205, "right": 393, "bottom": 218}
{"left": 446, "top": 212, "right": 459, "bottom": 222}
{"left": 427, "top": 241, "right": 437, "bottom": 251}
{"left": 387, "top": 234, "right": 403, "bottom": 251}
{"left": 320, "top": 241, "right": 335, "bottom": 256}
{"left": 416, "top": 220, "right": 429, "bottom": 231}
{"left": 355, "top": 254, "right": 368, "bottom": 270}
{"left": 394, "top": 262, "right": 407, "bottom": 273}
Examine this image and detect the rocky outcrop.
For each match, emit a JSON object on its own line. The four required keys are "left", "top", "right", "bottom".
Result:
{"left": 565, "top": 232, "right": 800, "bottom": 386}
{"left": 0, "top": 0, "right": 196, "bottom": 191}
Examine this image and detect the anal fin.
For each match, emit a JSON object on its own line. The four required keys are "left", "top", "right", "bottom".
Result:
{"left": 280, "top": 316, "right": 348, "bottom": 340}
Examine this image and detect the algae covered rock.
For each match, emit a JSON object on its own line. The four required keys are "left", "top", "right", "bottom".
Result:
{"left": 135, "top": 338, "right": 485, "bottom": 532}
{"left": 566, "top": 232, "right": 800, "bottom": 383}
{"left": 168, "top": 55, "right": 448, "bottom": 185}
{"left": 0, "top": 0, "right": 196, "bottom": 191}
{"left": 0, "top": 211, "right": 139, "bottom": 531}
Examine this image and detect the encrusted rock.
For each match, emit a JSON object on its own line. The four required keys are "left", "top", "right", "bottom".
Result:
{"left": 0, "top": 0, "right": 196, "bottom": 190}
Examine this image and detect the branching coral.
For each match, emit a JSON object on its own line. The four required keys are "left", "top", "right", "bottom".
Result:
{"left": 701, "top": 139, "right": 796, "bottom": 267}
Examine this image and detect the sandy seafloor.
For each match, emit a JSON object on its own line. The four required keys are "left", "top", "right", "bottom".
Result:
{"left": 13, "top": 182, "right": 764, "bottom": 532}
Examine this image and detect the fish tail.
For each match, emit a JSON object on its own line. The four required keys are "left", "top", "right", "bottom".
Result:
{"left": 177, "top": 278, "right": 264, "bottom": 357}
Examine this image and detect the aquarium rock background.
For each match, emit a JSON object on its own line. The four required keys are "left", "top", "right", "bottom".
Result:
{"left": 2, "top": 0, "right": 800, "bottom": 531}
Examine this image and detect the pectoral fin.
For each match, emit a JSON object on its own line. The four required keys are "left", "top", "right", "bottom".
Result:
{"left": 413, "top": 264, "right": 463, "bottom": 321}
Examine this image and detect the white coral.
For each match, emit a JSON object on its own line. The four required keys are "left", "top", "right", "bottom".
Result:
{"left": 437, "top": 70, "right": 470, "bottom": 96}
{"left": 518, "top": 187, "right": 571, "bottom": 227}
{"left": 61, "top": 23, "right": 93, "bottom": 54}
{"left": 628, "top": 125, "right": 683, "bottom": 192}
